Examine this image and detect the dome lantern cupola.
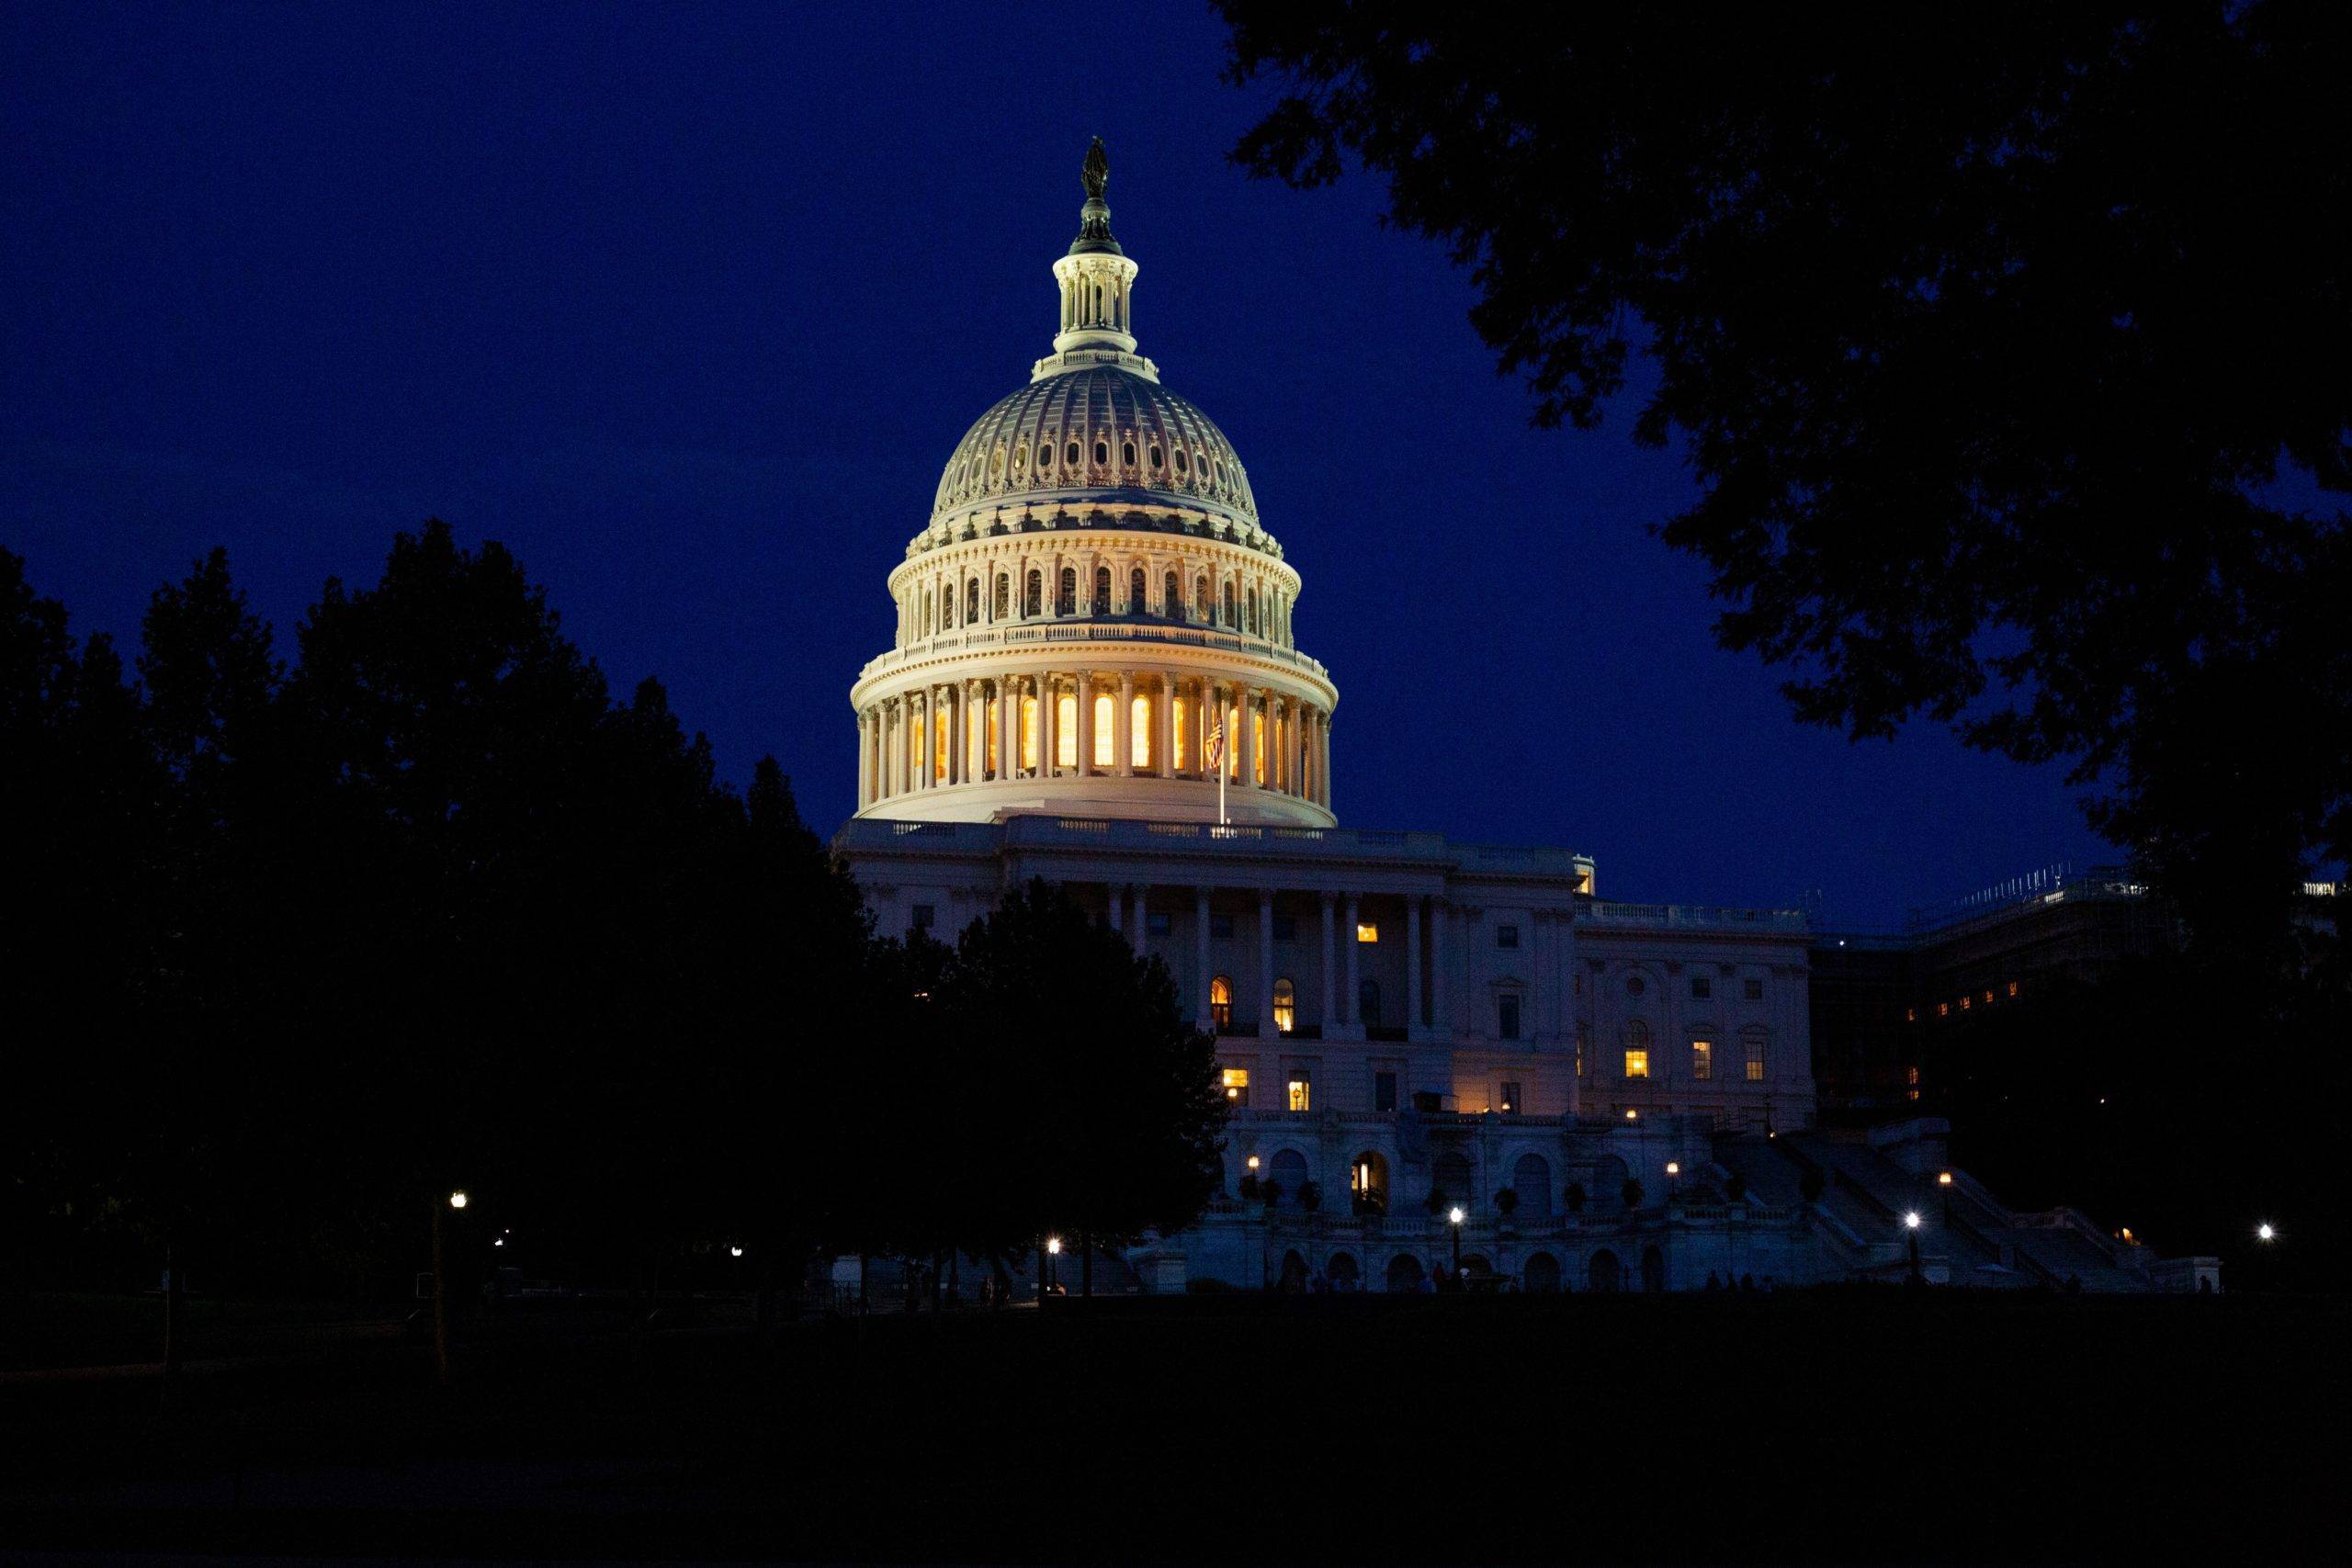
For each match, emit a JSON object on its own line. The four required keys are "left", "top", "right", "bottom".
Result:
{"left": 1043, "top": 137, "right": 1155, "bottom": 380}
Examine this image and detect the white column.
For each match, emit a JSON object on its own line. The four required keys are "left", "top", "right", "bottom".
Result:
{"left": 995, "top": 677, "right": 1012, "bottom": 780}
{"left": 1116, "top": 670, "right": 1136, "bottom": 777}
{"left": 1432, "top": 898, "right": 1451, "bottom": 1036}
{"left": 1238, "top": 687, "right": 1259, "bottom": 788}
{"left": 1107, "top": 883, "right": 1125, "bottom": 936}
{"left": 948, "top": 683, "right": 966, "bottom": 785}
{"left": 1318, "top": 711, "right": 1333, "bottom": 811}
{"left": 912, "top": 690, "right": 929, "bottom": 791}
{"left": 1195, "top": 886, "right": 1215, "bottom": 1032}
{"left": 1290, "top": 701, "right": 1306, "bottom": 797}
{"left": 1156, "top": 672, "right": 1176, "bottom": 776}
{"left": 1408, "top": 895, "right": 1424, "bottom": 1035}
{"left": 1040, "top": 674, "right": 1058, "bottom": 776}
{"left": 1258, "top": 887, "right": 1277, "bottom": 1038}
{"left": 1342, "top": 892, "right": 1362, "bottom": 1033}
{"left": 1075, "top": 669, "right": 1094, "bottom": 775}
{"left": 1318, "top": 891, "right": 1338, "bottom": 1035}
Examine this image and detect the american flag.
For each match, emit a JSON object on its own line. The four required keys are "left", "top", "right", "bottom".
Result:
{"left": 1204, "top": 716, "right": 1225, "bottom": 773}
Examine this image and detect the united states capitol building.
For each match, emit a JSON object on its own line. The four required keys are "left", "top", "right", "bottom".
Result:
{"left": 833, "top": 144, "right": 2212, "bottom": 1295}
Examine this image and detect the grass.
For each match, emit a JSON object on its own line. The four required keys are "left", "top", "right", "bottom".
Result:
{"left": 4, "top": 1289, "right": 2341, "bottom": 1562}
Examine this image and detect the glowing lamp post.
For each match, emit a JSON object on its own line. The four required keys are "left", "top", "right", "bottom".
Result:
{"left": 2256, "top": 1223, "right": 2276, "bottom": 1243}
{"left": 1902, "top": 1209, "right": 1923, "bottom": 1282}
{"left": 448, "top": 1190, "right": 469, "bottom": 1210}
{"left": 1448, "top": 1205, "right": 1465, "bottom": 1284}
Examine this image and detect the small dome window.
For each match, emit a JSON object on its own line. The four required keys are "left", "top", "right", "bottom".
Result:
{"left": 1038, "top": 444, "right": 1053, "bottom": 468}
{"left": 1066, "top": 441, "right": 1080, "bottom": 467}
{"left": 1094, "top": 440, "right": 1109, "bottom": 466}
{"left": 1174, "top": 449, "right": 1189, "bottom": 473}
{"left": 1013, "top": 446, "right": 1026, "bottom": 472}
{"left": 990, "top": 449, "right": 1004, "bottom": 476}
{"left": 1122, "top": 441, "right": 1136, "bottom": 467}
{"left": 1149, "top": 446, "right": 1163, "bottom": 468}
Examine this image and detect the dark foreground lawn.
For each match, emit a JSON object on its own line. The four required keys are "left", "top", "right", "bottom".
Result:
{"left": 2, "top": 1289, "right": 2338, "bottom": 1563}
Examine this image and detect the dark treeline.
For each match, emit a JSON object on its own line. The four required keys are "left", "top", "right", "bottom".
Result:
{"left": 4, "top": 524, "right": 1224, "bottom": 1320}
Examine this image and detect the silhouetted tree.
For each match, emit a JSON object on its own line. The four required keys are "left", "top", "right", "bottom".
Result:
{"left": 1222, "top": 2, "right": 2350, "bottom": 969}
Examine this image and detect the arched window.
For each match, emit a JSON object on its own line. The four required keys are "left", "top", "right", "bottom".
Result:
{"left": 1246, "top": 588, "right": 1258, "bottom": 634}
{"left": 1513, "top": 1154, "right": 1554, "bottom": 1218}
{"left": 1385, "top": 1254, "right": 1424, "bottom": 1292}
{"left": 1175, "top": 447, "right": 1190, "bottom": 473}
{"left": 1171, "top": 693, "right": 1190, "bottom": 769}
{"left": 1351, "top": 1152, "right": 1390, "bottom": 1215}
{"left": 1129, "top": 567, "right": 1146, "bottom": 615}
{"left": 1624, "top": 1019, "right": 1652, "bottom": 1080}
{"left": 923, "top": 591, "right": 934, "bottom": 635}
{"left": 1020, "top": 694, "right": 1039, "bottom": 770}
{"left": 1122, "top": 440, "right": 1136, "bottom": 467}
{"left": 1130, "top": 694, "right": 1150, "bottom": 768}
{"left": 1742, "top": 1024, "right": 1769, "bottom": 1082}
{"left": 1149, "top": 445, "right": 1163, "bottom": 468}
{"left": 1092, "top": 566, "right": 1110, "bottom": 615}
{"left": 1066, "top": 441, "right": 1080, "bottom": 467}
{"left": 994, "top": 574, "right": 1009, "bottom": 619}
{"left": 1038, "top": 442, "right": 1054, "bottom": 469}
{"left": 1209, "top": 975, "right": 1233, "bottom": 1033}
{"left": 1013, "top": 446, "right": 1026, "bottom": 473}
{"left": 1194, "top": 575, "right": 1209, "bottom": 620}
{"left": 1164, "top": 570, "right": 1180, "bottom": 617}
{"left": 1057, "top": 567, "right": 1077, "bottom": 615}
{"left": 1221, "top": 581, "right": 1237, "bottom": 626}
{"left": 1434, "top": 1150, "right": 1474, "bottom": 1206}
{"left": 1359, "top": 978, "right": 1382, "bottom": 1027}
{"left": 1057, "top": 693, "right": 1078, "bottom": 767}
{"left": 1094, "top": 439, "right": 1109, "bottom": 467}
{"left": 990, "top": 448, "right": 1003, "bottom": 476}
{"left": 965, "top": 579, "right": 978, "bottom": 624}
{"left": 1091, "top": 692, "right": 1114, "bottom": 767}
{"left": 1271, "top": 1150, "right": 1310, "bottom": 1209}
{"left": 1272, "top": 976, "right": 1296, "bottom": 1035}
{"left": 1523, "top": 1252, "right": 1563, "bottom": 1292}
{"left": 1024, "top": 570, "right": 1042, "bottom": 616}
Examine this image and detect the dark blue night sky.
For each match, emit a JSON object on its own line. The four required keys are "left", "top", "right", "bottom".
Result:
{"left": 3, "top": 3, "right": 2111, "bottom": 929}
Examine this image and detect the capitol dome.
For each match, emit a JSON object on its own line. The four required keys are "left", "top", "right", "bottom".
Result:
{"left": 850, "top": 140, "right": 1338, "bottom": 829}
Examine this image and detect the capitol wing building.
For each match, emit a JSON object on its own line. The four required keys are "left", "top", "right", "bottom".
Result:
{"left": 834, "top": 145, "right": 2205, "bottom": 1295}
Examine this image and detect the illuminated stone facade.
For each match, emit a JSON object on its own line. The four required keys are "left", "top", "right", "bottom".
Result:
{"left": 834, "top": 146, "right": 2200, "bottom": 1294}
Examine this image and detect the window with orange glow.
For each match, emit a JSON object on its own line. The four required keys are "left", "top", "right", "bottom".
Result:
{"left": 1623, "top": 1049, "right": 1650, "bottom": 1079}
{"left": 1209, "top": 976, "right": 1233, "bottom": 1033}
{"left": 1091, "top": 693, "right": 1114, "bottom": 767}
{"left": 1020, "top": 694, "right": 1038, "bottom": 770}
{"left": 1220, "top": 1065, "right": 1249, "bottom": 1106}
{"left": 1131, "top": 694, "right": 1150, "bottom": 768}
{"left": 1172, "top": 695, "right": 1190, "bottom": 769}
{"left": 1691, "top": 1039, "right": 1713, "bottom": 1080}
{"left": 1272, "top": 977, "right": 1295, "bottom": 1035}
{"left": 1287, "top": 1077, "right": 1311, "bottom": 1112}
{"left": 1252, "top": 710, "right": 1266, "bottom": 784}
{"left": 1355, "top": 923, "right": 1379, "bottom": 943}
{"left": 1057, "top": 694, "right": 1077, "bottom": 767}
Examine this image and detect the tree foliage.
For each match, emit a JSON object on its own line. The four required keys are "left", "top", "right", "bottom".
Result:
{"left": 1221, "top": 2, "right": 2350, "bottom": 966}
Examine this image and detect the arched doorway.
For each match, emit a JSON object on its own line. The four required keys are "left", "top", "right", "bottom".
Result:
{"left": 1278, "top": 1249, "right": 1308, "bottom": 1293}
{"left": 1271, "top": 1149, "right": 1310, "bottom": 1209}
{"left": 1327, "top": 1252, "right": 1360, "bottom": 1291}
{"left": 1349, "top": 1151, "right": 1390, "bottom": 1215}
{"left": 1641, "top": 1245, "right": 1667, "bottom": 1292}
{"left": 1385, "top": 1254, "right": 1425, "bottom": 1293}
{"left": 1589, "top": 1250, "right": 1623, "bottom": 1293}
{"left": 1523, "top": 1252, "right": 1563, "bottom": 1293}
{"left": 1513, "top": 1153, "right": 1554, "bottom": 1218}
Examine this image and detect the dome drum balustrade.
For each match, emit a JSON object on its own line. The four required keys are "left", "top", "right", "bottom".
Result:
{"left": 852, "top": 140, "right": 1336, "bottom": 830}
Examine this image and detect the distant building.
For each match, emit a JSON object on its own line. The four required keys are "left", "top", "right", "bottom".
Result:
{"left": 1812, "top": 864, "right": 2178, "bottom": 1116}
{"left": 833, "top": 144, "right": 2211, "bottom": 1293}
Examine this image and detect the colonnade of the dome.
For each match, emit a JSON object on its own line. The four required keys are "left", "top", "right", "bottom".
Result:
{"left": 855, "top": 669, "right": 1331, "bottom": 814}
{"left": 893, "top": 533, "right": 1295, "bottom": 651}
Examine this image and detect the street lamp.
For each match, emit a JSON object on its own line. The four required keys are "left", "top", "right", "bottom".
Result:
{"left": 448, "top": 1190, "right": 469, "bottom": 1210}
{"left": 1046, "top": 1235, "right": 1062, "bottom": 1293}
{"left": 1903, "top": 1209, "right": 1923, "bottom": 1282}
{"left": 2256, "top": 1223, "right": 2277, "bottom": 1243}
{"left": 1448, "top": 1205, "right": 1465, "bottom": 1283}
{"left": 729, "top": 1246, "right": 744, "bottom": 1258}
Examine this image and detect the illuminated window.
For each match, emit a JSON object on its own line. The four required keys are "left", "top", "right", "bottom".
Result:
{"left": 1020, "top": 694, "right": 1039, "bottom": 770}
{"left": 1745, "top": 977, "right": 1764, "bottom": 1001}
{"left": 1692, "top": 1039, "right": 1713, "bottom": 1080}
{"left": 1983, "top": 989, "right": 1995, "bottom": 1005}
{"left": 1905, "top": 1066, "right": 1920, "bottom": 1085}
{"left": 1012, "top": 446, "right": 1025, "bottom": 473}
{"left": 1091, "top": 692, "right": 1114, "bottom": 767}
{"left": 1745, "top": 1030, "right": 1766, "bottom": 1082}
{"left": 933, "top": 707, "right": 948, "bottom": 781}
{"left": 1624, "top": 1050, "right": 1650, "bottom": 1079}
{"left": 1273, "top": 977, "right": 1296, "bottom": 1035}
{"left": 1937, "top": 1001, "right": 1951, "bottom": 1018}
{"left": 1498, "top": 995, "right": 1521, "bottom": 1041}
{"left": 1498, "top": 1081, "right": 1521, "bottom": 1114}
{"left": 1057, "top": 693, "right": 1077, "bottom": 767}
{"left": 1210, "top": 976, "right": 1234, "bottom": 1034}
{"left": 966, "top": 695, "right": 982, "bottom": 776}
{"left": 1130, "top": 694, "right": 1150, "bottom": 767}
{"left": 1220, "top": 1065, "right": 1249, "bottom": 1106}
{"left": 1960, "top": 995, "right": 1972, "bottom": 1010}
{"left": 1252, "top": 708, "right": 1266, "bottom": 783}
{"left": 1172, "top": 694, "right": 1190, "bottom": 768}
{"left": 1356, "top": 923, "right": 1379, "bottom": 943}
{"left": 986, "top": 702, "right": 999, "bottom": 775}
{"left": 1905, "top": 1007, "right": 1917, "bottom": 1022}
{"left": 1691, "top": 976, "right": 1712, "bottom": 999}
{"left": 2007, "top": 980, "right": 2020, "bottom": 998}
{"left": 1287, "top": 1076, "right": 1311, "bottom": 1112}
{"left": 1497, "top": 924, "right": 1519, "bottom": 949}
